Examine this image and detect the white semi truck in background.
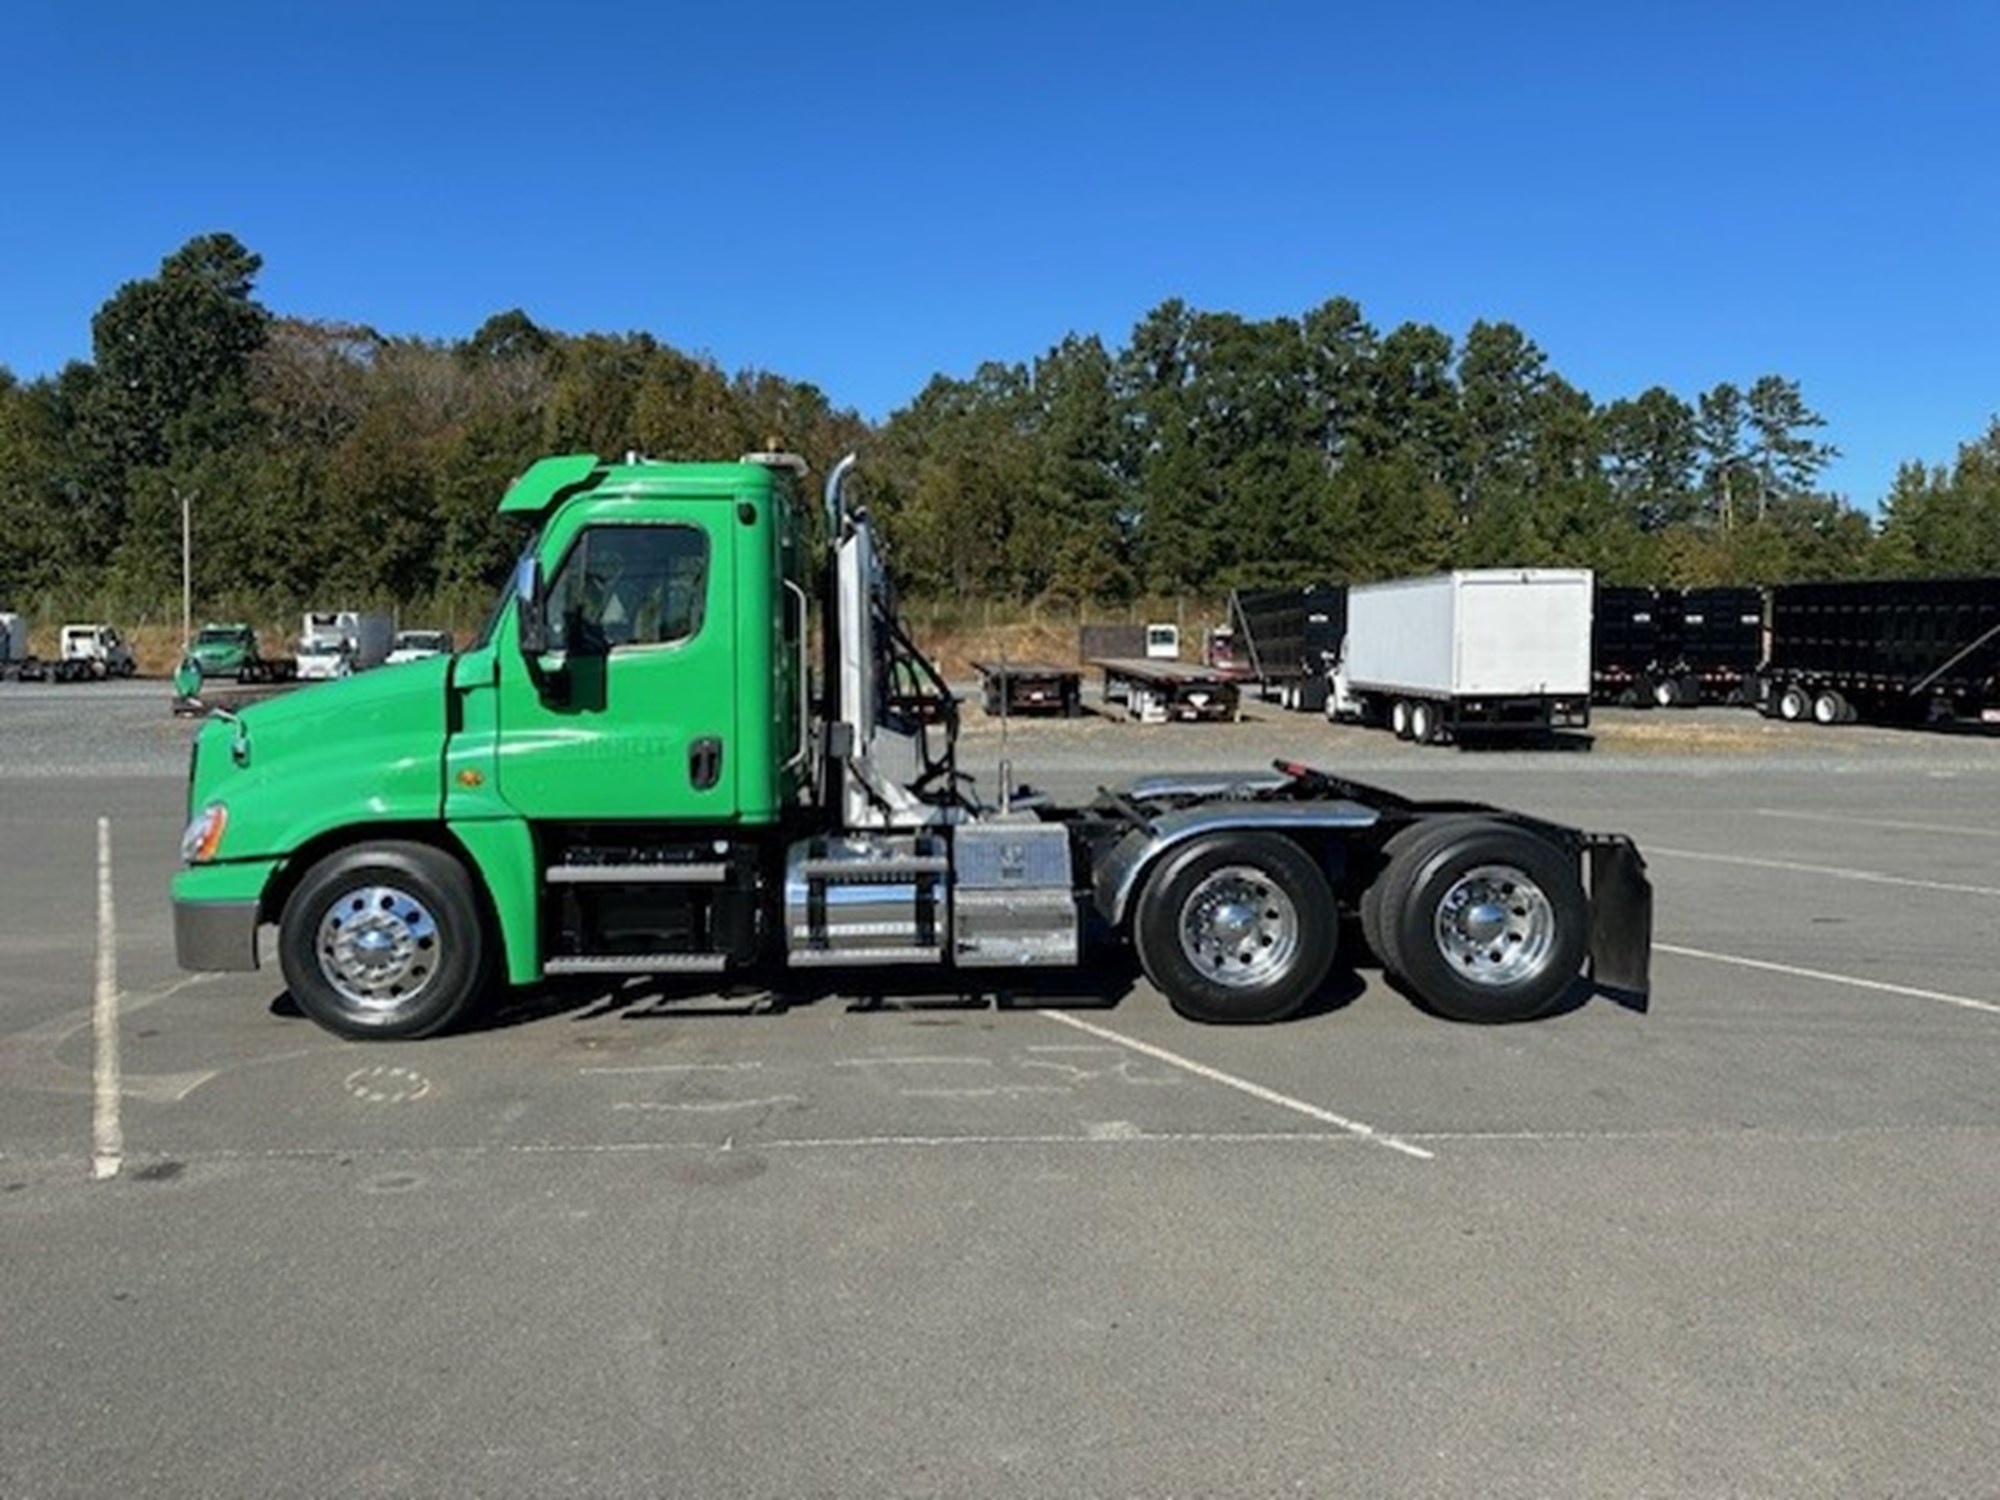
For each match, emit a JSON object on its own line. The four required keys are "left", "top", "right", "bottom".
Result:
{"left": 296, "top": 611, "right": 395, "bottom": 680}
{"left": 61, "top": 624, "right": 138, "bottom": 678}
{"left": 1332, "top": 569, "right": 1595, "bottom": 745}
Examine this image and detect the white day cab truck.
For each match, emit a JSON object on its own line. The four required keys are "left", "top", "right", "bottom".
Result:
{"left": 172, "top": 453, "right": 1650, "bottom": 1041}
{"left": 61, "top": 624, "right": 138, "bottom": 678}
{"left": 1331, "top": 569, "right": 1595, "bottom": 746}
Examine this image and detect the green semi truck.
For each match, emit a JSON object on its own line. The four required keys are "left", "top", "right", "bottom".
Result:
{"left": 183, "top": 622, "right": 297, "bottom": 683}
{"left": 173, "top": 451, "right": 1651, "bottom": 1040}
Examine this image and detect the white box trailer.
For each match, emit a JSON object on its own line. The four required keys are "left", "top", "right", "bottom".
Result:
{"left": 0, "top": 611, "right": 36, "bottom": 679}
{"left": 1333, "top": 569, "right": 1594, "bottom": 744}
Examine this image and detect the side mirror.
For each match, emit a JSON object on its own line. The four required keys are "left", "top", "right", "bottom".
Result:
{"left": 515, "top": 554, "right": 548, "bottom": 656}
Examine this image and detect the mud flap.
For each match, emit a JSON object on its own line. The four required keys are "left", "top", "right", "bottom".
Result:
{"left": 1586, "top": 838, "right": 1652, "bottom": 1005}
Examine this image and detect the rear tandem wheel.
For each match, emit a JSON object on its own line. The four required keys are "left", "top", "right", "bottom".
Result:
{"left": 1363, "top": 818, "right": 1588, "bottom": 1024}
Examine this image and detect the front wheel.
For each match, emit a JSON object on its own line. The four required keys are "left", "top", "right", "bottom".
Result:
{"left": 278, "top": 841, "right": 491, "bottom": 1039}
{"left": 1375, "top": 820, "right": 1588, "bottom": 1023}
{"left": 1133, "top": 832, "right": 1336, "bottom": 1024}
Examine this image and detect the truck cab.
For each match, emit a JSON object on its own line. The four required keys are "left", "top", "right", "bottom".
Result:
{"left": 61, "top": 624, "right": 137, "bottom": 678}
{"left": 185, "top": 623, "right": 259, "bottom": 680}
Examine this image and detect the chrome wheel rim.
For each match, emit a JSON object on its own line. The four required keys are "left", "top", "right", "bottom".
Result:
{"left": 1179, "top": 866, "right": 1300, "bottom": 988}
{"left": 1433, "top": 864, "right": 1555, "bottom": 987}
{"left": 316, "top": 884, "right": 441, "bottom": 1016}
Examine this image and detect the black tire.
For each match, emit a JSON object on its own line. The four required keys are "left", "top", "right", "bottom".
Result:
{"left": 278, "top": 840, "right": 491, "bottom": 1040}
{"left": 1380, "top": 821, "right": 1588, "bottom": 1024}
{"left": 1678, "top": 674, "right": 1703, "bottom": 706}
{"left": 1811, "top": 689, "right": 1847, "bottom": 726}
{"left": 1652, "top": 676, "right": 1680, "bottom": 708}
{"left": 1776, "top": 684, "right": 1809, "bottom": 722}
{"left": 1359, "top": 821, "right": 1440, "bottom": 974}
{"left": 1409, "top": 700, "right": 1439, "bottom": 745}
{"left": 1133, "top": 832, "right": 1336, "bottom": 1024}
{"left": 1390, "top": 699, "right": 1413, "bottom": 739}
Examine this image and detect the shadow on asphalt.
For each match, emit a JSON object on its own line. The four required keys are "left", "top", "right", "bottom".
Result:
{"left": 264, "top": 940, "right": 1632, "bottom": 1037}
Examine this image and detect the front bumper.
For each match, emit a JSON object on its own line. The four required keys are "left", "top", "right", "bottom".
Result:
{"left": 175, "top": 899, "right": 261, "bottom": 971}
{"left": 172, "top": 859, "right": 279, "bottom": 972}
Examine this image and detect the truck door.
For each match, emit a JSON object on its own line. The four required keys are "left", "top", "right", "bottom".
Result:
{"left": 494, "top": 515, "right": 737, "bottom": 821}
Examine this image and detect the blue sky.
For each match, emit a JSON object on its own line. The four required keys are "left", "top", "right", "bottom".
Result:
{"left": 4, "top": 1, "right": 1995, "bottom": 510}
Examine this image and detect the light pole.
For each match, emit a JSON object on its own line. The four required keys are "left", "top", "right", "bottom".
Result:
{"left": 175, "top": 485, "right": 198, "bottom": 645}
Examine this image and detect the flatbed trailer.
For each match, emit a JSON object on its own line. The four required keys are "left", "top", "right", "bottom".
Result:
{"left": 1093, "top": 658, "right": 1242, "bottom": 723}
{"left": 972, "top": 660, "right": 1083, "bottom": 717}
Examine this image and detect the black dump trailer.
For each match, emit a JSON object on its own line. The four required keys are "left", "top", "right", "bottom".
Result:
{"left": 1226, "top": 584, "right": 1348, "bottom": 712}
{"left": 1762, "top": 576, "right": 2000, "bottom": 726}
{"left": 1593, "top": 586, "right": 1766, "bottom": 707}
{"left": 1673, "top": 587, "right": 1764, "bottom": 706}
{"left": 1591, "top": 585, "right": 1665, "bottom": 706}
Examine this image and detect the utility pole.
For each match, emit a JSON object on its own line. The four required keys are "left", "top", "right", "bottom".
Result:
{"left": 176, "top": 486, "right": 198, "bottom": 645}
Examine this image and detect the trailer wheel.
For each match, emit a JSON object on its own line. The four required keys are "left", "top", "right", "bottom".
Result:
{"left": 1390, "top": 699, "right": 1413, "bottom": 739}
{"left": 1651, "top": 677, "right": 1680, "bottom": 708}
{"left": 1811, "top": 690, "right": 1848, "bottom": 726}
{"left": 1378, "top": 820, "right": 1586, "bottom": 1023}
{"left": 1776, "top": 685, "right": 1810, "bottom": 722}
{"left": 1409, "top": 700, "right": 1440, "bottom": 744}
{"left": 1134, "top": 832, "right": 1335, "bottom": 1024}
{"left": 278, "top": 841, "right": 491, "bottom": 1040}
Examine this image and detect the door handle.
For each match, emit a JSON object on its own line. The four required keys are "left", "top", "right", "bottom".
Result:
{"left": 689, "top": 736, "right": 723, "bottom": 791}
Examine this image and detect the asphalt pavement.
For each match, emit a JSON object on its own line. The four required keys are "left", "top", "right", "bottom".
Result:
{"left": 3, "top": 678, "right": 1998, "bottom": 1497}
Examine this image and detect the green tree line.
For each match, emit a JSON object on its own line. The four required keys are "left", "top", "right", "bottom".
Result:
{"left": 2, "top": 234, "right": 1995, "bottom": 629}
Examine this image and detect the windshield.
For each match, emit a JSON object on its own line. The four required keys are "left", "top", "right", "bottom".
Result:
{"left": 196, "top": 628, "right": 245, "bottom": 645}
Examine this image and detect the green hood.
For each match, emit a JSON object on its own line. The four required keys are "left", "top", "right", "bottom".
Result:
{"left": 190, "top": 656, "right": 455, "bottom": 861}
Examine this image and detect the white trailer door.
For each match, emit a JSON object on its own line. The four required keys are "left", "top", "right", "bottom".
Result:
{"left": 1456, "top": 571, "right": 1593, "bottom": 694}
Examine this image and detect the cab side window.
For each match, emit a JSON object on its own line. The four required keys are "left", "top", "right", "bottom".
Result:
{"left": 546, "top": 524, "right": 709, "bottom": 654}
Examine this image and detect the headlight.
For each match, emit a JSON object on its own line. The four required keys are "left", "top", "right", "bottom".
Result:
{"left": 180, "top": 803, "right": 228, "bottom": 863}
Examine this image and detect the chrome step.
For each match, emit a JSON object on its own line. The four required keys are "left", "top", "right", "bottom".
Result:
{"left": 788, "top": 946, "right": 943, "bottom": 968}
{"left": 546, "top": 862, "right": 729, "bottom": 885}
{"left": 544, "top": 953, "right": 730, "bottom": 975}
{"left": 796, "top": 855, "right": 947, "bottom": 879}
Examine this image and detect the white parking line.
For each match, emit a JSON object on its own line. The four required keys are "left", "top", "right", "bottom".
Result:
{"left": 1756, "top": 808, "right": 2000, "bottom": 840}
{"left": 92, "top": 817, "right": 122, "bottom": 1182}
{"left": 1659, "top": 942, "right": 2000, "bottom": 1016}
{"left": 1648, "top": 846, "right": 2000, "bottom": 898}
{"left": 1035, "top": 1009, "right": 1433, "bottom": 1160}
